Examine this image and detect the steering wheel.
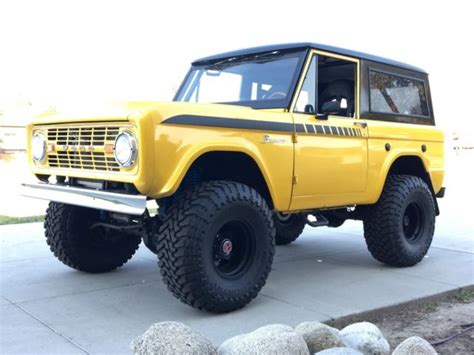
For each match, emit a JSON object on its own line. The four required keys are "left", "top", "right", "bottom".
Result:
{"left": 266, "top": 91, "right": 286, "bottom": 100}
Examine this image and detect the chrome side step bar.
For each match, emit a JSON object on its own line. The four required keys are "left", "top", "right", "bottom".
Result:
{"left": 21, "top": 183, "right": 147, "bottom": 216}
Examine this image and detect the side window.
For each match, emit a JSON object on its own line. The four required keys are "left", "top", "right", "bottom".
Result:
{"left": 369, "top": 70, "right": 429, "bottom": 117}
{"left": 295, "top": 56, "right": 316, "bottom": 113}
{"left": 318, "top": 55, "right": 356, "bottom": 117}
{"left": 295, "top": 54, "right": 356, "bottom": 117}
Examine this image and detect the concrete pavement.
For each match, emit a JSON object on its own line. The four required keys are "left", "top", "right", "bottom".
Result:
{"left": 0, "top": 153, "right": 48, "bottom": 218}
{"left": 1, "top": 153, "right": 473, "bottom": 354}
{"left": 1, "top": 199, "right": 473, "bottom": 354}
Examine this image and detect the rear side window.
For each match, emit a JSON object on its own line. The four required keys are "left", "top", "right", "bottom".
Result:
{"left": 369, "top": 70, "right": 429, "bottom": 118}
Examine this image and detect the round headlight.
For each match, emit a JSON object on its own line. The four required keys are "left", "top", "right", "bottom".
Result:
{"left": 114, "top": 131, "right": 137, "bottom": 167}
{"left": 32, "top": 133, "right": 47, "bottom": 162}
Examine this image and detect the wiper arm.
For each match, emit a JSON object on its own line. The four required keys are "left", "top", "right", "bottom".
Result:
{"left": 208, "top": 51, "right": 281, "bottom": 69}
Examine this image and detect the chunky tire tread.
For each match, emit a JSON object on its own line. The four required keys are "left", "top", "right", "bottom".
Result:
{"left": 273, "top": 213, "right": 306, "bottom": 245}
{"left": 156, "top": 181, "right": 275, "bottom": 313}
{"left": 44, "top": 202, "right": 141, "bottom": 273}
{"left": 363, "top": 175, "right": 435, "bottom": 267}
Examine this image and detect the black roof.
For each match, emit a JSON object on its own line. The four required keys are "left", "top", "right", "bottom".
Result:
{"left": 192, "top": 42, "right": 427, "bottom": 74}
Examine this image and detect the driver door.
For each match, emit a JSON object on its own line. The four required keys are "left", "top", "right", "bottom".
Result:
{"left": 290, "top": 51, "right": 368, "bottom": 210}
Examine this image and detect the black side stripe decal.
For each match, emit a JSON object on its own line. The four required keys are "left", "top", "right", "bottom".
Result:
{"left": 162, "top": 115, "right": 364, "bottom": 137}
{"left": 295, "top": 124, "right": 305, "bottom": 133}
{"left": 162, "top": 115, "right": 294, "bottom": 132}
{"left": 297, "top": 125, "right": 363, "bottom": 137}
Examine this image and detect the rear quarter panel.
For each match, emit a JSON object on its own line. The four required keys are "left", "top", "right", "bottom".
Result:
{"left": 364, "top": 120, "right": 444, "bottom": 204}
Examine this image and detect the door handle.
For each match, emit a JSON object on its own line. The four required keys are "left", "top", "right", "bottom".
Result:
{"left": 353, "top": 121, "right": 368, "bottom": 128}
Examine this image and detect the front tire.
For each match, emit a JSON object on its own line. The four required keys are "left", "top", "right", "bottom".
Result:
{"left": 44, "top": 202, "right": 141, "bottom": 273}
{"left": 156, "top": 181, "right": 275, "bottom": 313}
{"left": 273, "top": 212, "right": 306, "bottom": 245}
{"left": 363, "top": 175, "right": 436, "bottom": 267}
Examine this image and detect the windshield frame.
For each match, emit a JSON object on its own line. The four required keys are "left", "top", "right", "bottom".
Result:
{"left": 173, "top": 49, "right": 309, "bottom": 109}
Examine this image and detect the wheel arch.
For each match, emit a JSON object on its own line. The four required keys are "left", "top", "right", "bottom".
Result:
{"left": 379, "top": 154, "right": 440, "bottom": 215}
{"left": 165, "top": 149, "right": 276, "bottom": 210}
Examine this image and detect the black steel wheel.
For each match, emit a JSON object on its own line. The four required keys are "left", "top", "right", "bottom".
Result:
{"left": 363, "top": 175, "right": 436, "bottom": 266}
{"left": 273, "top": 212, "right": 306, "bottom": 245}
{"left": 212, "top": 221, "right": 256, "bottom": 279}
{"left": 156, "top": 181, "right": 275, "bottom": 313}
{"left": 402, "top": 202, "right": 425, "bottom": 242}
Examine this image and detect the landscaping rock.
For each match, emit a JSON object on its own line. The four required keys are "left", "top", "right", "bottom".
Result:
{"left": 295, "top": 321, "right": 345, "bottom": 353}
{"left": 340, "top": 322, "right": 390, "bottom": 355}
{"left": 131, "top": 321, "right": 216, "bottom": 355}
{"left": 217, "top": 323, "right": 309, "bottom": 355}
{"left": 253, "top": 324, "right": 295, "bottom": 335}
{"left": 315, "top": 348, "right": 363, "bottom": 355}
{"left": 392, "top": 336, "right": 437, "bottom": 355}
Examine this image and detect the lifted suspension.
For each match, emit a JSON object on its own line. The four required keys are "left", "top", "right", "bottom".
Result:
{"left": 90, "top": 211, "right": 162, "bottom": 254}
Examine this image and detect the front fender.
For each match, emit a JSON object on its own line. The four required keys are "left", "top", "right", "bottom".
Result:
{"left": 149, "top": 124, "right": 293, "bottom": 210}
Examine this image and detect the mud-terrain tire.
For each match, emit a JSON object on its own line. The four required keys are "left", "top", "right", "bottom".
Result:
{"left": 156, "top": 181, "right": 275, "bottom": 313}
{"left": 363, "top": 175, "right": 435, "bottom": 267}
{"left": 273, "top": 212, "right": 306, "bottom": 245}
{"left": 44, "top": 202, "right": 141, "bottom": 273}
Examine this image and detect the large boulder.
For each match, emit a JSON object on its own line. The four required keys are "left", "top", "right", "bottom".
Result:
{"left": 339, "top": 322, "right": 390, "bottom": 355}
{"left": 295, "top": 321, "right": 346, "bottom": 353}
{"left": 217, "top": 324, "right": 309, "bottom": 355}
{"left": 315, "top": 348, "right": 363, "bottom": 355}
{"left": 131, "top": 321, "right": 216, "bottom": 355}
{"left": 392, "top": 336, "right": 437, "bottom": 355}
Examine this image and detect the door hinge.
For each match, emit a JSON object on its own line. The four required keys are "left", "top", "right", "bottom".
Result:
{"left": 292, "top": 132, "right": 298, "bottom": 143}
{"left": 292, "top": 176, "right": 298, "bottom": 185}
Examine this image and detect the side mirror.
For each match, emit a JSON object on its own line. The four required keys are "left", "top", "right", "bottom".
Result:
{"left": 304, "top": 104, "right": 315, "bottom": 114}
{"left": 321, "top": 100, "right": 342, "bottom": 115}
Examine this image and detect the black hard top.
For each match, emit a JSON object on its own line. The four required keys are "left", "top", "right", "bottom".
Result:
{"left": 193, "top": 42, "right": 427, "bottom": 74}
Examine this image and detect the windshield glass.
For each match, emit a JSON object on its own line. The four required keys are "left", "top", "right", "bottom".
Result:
{"left": 174, "top": 50, "right": 305, "bottom": 109}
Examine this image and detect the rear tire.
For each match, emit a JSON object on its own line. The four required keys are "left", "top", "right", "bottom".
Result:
{"left": 156, "top": 181, "right": 275, "bottom": 313}
{"left": 363, "top": 175, "right": 435, "bottom": 267}
{"left": 273, "top": 212, "right": 306, "bottom": 245}
{"left": 44, "top": 202, "right": 141, "bottom": 273}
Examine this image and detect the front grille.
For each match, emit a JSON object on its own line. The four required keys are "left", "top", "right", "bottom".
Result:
{"left": 45, "top": 125, "right": 122, "bottom": 172}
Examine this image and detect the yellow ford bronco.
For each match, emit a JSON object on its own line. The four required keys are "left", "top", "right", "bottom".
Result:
{"left": 23, "top": 43, "right": 445, "bottom": 313}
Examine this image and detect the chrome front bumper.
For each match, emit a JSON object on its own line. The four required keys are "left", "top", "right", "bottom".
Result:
{"left": 21, "top": 183, "right": 147, "bottom": 215}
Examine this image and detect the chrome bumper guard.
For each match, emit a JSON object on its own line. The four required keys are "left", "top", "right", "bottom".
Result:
{"left": 21, "top": 183, "right": 147, "bottom": 215}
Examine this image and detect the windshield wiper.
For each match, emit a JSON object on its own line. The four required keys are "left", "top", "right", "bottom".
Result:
{"left": 207, "top": 51, "right": 282, "bottom": 69}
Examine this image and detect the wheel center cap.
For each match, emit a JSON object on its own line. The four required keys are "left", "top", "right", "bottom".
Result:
{"left": 404, "top": 215, "right": 410, "bottom": 226}
{"left": 221, "top": 239, "right": 233, "bottom": 256}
